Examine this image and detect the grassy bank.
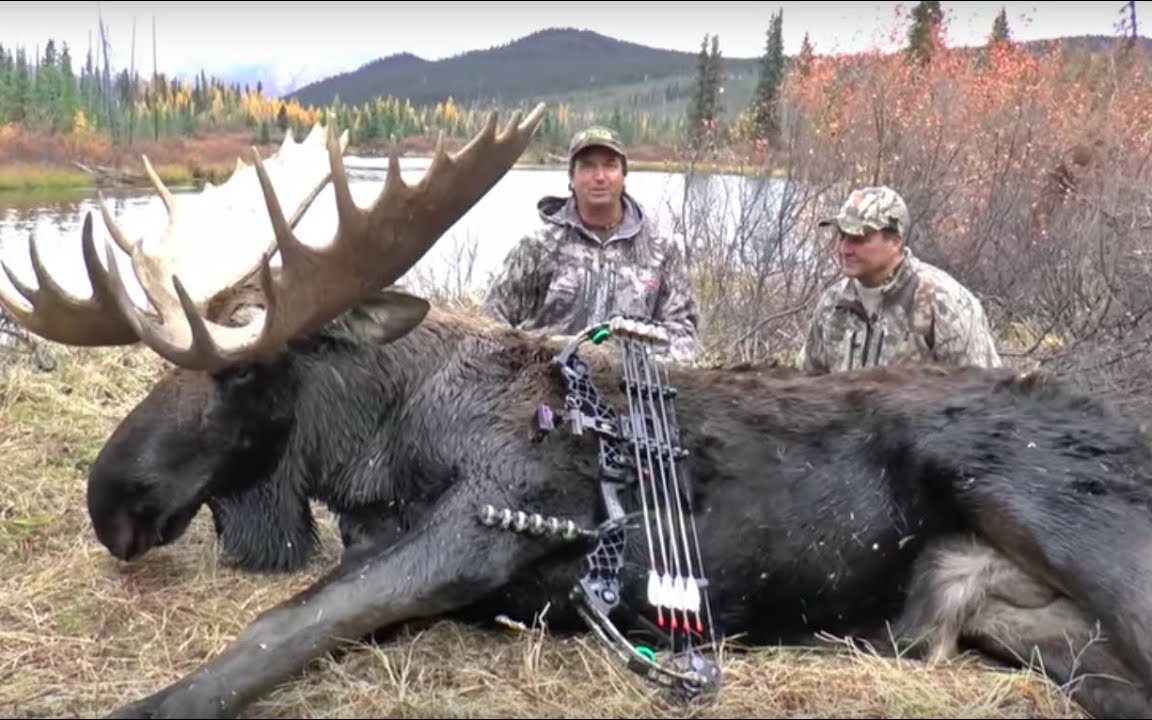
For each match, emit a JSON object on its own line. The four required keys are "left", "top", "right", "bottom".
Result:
{"left": 0, "top": 160, "right": 236, "bottom": 194}
{"left": 627, "top": 156, "right": 786, "bottom": 177}
{"left": 0, "top": 126, "right": 285, "bottom": 194}
{"left": 0, "top": 125, "right": 777, "bottom": 194}
{"left": 0, "top": 343, "right": 1088, "bottom": 718}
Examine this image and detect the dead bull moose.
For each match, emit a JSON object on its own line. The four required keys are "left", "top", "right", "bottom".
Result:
{"left": 3, "top": 102, "right": 1152, "bottom": 720}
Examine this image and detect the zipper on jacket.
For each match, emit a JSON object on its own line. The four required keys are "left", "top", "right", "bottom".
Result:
{"left": 860, "top": 323, "right": 873, "bottom": 366}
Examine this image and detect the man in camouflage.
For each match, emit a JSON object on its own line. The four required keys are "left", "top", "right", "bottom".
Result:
{"left": 482, "top": 125, "right": 701, "bottom": 363}
{"left": 798, "top": 185, "right": 1001, "bottom": 374}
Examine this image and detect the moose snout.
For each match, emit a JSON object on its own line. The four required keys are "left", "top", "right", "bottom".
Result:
{"left": 97, "top": 508, "right": 160, "bottom": 561}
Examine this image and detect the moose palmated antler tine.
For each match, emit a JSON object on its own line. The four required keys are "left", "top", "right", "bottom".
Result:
{"left": 96, "top": 195, "right": 183, "bottom": 322}
{"left": 88, "top": 235, "right": 239, "bottom": 370}
{"left": 279, "top": 103, "right": 547, "bottom": 334}
{"left": 92, "top": 155, "right": 183, "bottom": 322}
{"left": 88, "top": 192, "right": 219, "bottom": 368}
{"left": 141, "top": 103, "right": 548, "bottom": 371}
{"left": 97, "top": 191, "right": 140, "bottom": 256}
{"left": 0, "top": 214, "right": 141, "bottom": 346}
{"left": 141, "top": 154, "right": 177, "bottom": 214}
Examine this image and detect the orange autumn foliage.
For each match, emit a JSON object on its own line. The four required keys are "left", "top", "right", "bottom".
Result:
{"left": 695, "top": 24, "right": 1152, "bottom": 381}
{"left": 781, "top": 34, "right": 1152, "bottom": 216}
{"left": 773, "top": 34, "right": 1152, "bottom": 302}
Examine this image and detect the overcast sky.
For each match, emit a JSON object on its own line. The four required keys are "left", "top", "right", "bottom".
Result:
{"left": 3, "top": 1, "right": 1143, "bottom": 90}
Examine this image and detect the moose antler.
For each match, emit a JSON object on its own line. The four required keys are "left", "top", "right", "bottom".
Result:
{"left": 59, "top": 103, "right": 545, "bottom": 371}
{"left": 0, "top": 123, "right": 346, "bottom": 348}
{"left": 0, "top": 104, "right": 546, "bottom": 370}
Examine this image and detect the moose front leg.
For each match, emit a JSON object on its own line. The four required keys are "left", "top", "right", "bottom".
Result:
{"left": 105, "top": 484, "right": 560, "bottom": 719}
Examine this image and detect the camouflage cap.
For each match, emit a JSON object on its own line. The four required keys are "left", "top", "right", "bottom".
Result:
{"left": 568, "top": 125, "right": 627, "bottom": 162}
{"left": 819, "top": 185, "right": 910, "bottom": 236}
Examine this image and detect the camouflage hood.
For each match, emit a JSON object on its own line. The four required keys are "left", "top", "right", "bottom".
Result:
{"left": 535, "top": 191, "right": 646, "bottom": 244}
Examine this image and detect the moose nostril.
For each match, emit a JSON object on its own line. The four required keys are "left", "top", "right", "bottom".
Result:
{"left": 103, "top": 510, "right": 132, "bottom": 559}
{"left": 100, "top": 507, "right": 150, "bottom": 561}
{"left": 108, "top": 526, "right": 137, "bottom": 561}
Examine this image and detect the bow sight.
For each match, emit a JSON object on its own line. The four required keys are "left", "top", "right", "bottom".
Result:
{"left": 477, "top": 316, "right": 723, "bottom": 702}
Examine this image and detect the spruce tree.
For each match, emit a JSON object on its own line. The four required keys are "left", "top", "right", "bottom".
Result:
{"left": 989, "top": 6, "right": 1011, "bottom": 45}
{"left": 906, "top": 0, "right": 944, "bottom": 67}
{"left": 687, "top": 33, "right": 723, "bottom": 147}
{"left": 749, "top": 10, "right": 784, "bottom": 145}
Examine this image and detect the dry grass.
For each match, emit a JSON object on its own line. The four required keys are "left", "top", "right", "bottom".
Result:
{"left": 0, "top": 344, "right": 1088, "bottom": 719}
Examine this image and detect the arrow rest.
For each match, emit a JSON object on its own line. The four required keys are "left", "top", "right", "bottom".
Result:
{"left": 476, "top": 316, "right": 723, "bottom": 702}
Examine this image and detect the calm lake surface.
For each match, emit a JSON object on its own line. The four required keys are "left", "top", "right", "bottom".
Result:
{"left": 0, "top": 156, "right": 782, "bottom": 319}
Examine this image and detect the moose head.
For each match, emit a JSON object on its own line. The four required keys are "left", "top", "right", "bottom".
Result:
{"left": 0, "top": 104, "right": 548, "bottom": 565}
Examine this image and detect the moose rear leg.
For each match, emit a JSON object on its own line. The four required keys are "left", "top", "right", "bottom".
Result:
{"left": 965, "top": 594, "right": 1152, "bottom": 719}
{"left": 962, "top": 474, "right": 1152, "bottom": 695}
{"left": 924, "top": 406, "right": 1152, "bottom": 696}
{"left": 890, "top": 536, "right": 1152, "bottom": 719}
{"left": 888, "top": 536, "right": 1057, "bottom": 663}
{"left": 105, "top": 483, "right": 567, "bottom": 719}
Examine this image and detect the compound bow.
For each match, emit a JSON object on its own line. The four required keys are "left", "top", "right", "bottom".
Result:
{"left": 477, "top": 316, "right": 723, "bottom": 701}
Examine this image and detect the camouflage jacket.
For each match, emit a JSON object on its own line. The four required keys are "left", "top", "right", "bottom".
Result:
{"left": 482, "top": 192, "right": 701, "bottom": 363}
{"left": 798, "top": 249, "right": 1001, "bottom": 374}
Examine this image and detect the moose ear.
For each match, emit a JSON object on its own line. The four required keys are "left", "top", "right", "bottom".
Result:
{"left": 332, "top": 288, "right": 431, "bottom": 346}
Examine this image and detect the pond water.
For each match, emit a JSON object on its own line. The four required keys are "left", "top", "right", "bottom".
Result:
{"left": 0, "top": 155, "right": 794, "bottom": 336}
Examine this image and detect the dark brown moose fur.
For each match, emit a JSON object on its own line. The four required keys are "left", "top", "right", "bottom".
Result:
{"left": 83, "top": 292, "right": 1152, "bottom": 720}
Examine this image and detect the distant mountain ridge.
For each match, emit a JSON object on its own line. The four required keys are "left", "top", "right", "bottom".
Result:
{"left": 278, "top": 28, "right": 1151, "bottom": 113}
{"left": 286, "top": 27, "right": 762, "bottom": 108}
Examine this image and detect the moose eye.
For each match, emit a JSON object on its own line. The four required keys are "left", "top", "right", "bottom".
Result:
{"left": 215, "top": 365, "right": 258, "bottom": 402}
